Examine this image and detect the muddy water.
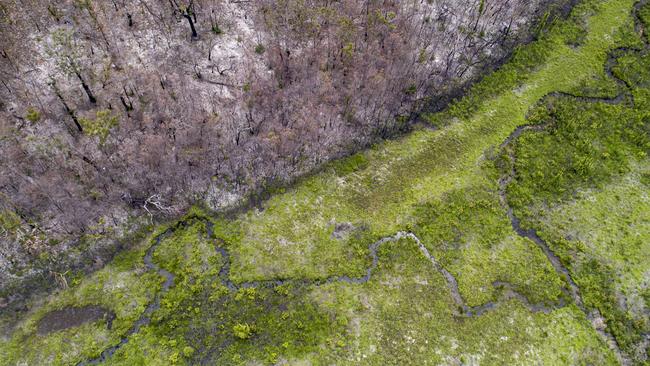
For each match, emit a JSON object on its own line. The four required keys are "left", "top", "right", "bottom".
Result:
{"left": 37, "top": 305, "right": 115, "bottom": 336}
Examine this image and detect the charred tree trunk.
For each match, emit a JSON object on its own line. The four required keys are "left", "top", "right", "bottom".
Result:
{"left": 182, "top": 11, "right": 198, "bottom": 39}
{"left": 53, "top": 87, "right": 83, "bottom": 132}
{"left": 75, "top": 70, "right": 97, "bottom": 104}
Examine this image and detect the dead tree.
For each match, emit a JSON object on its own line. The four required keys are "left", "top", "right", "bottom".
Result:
{"left": 170, "top": 0, "right": 198, "bottom": 39}
{"left": 49, "top": 28, "right": 97, "bottom": 104}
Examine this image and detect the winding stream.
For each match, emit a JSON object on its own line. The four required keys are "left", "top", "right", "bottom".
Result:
{"left": 494, "top": 3, "right": 650, "bottom": 361}
{"left": 77, "top": 228, "right": 177, "bottom": 365}
{"left": 77, "top": 215, "right": 572, "bottom": 365}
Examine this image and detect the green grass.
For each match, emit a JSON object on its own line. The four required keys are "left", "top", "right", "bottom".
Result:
{"left": 412, "top": 186, "right": 565, "bottom": 307}
{"left": 310, "top": 237, "right": 614, "bottom": 365}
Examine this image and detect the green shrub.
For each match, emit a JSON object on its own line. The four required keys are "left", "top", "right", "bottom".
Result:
{"left": 330, "top": 152, "right": 369, "bottom": 176}
{"left": 25, "top": 107, "right": 41, "bottom": 123}
{"left": 0, "top": 209, "right": 21, "bottom": 234}
{"left": 254, "top": 44, "right": 265, "bottom": 54}
{"left": 404, "top": 84, "right": 417, "bottom": 95}
{"left": 233, "top": 323, "right": 255, "bottom": 340}
{"left": 612, "top": 51, "right": 650, "bottom": 88}
{"left": 182, "top": 346, "right": 195, "bottom": 357}
{"left": 79, "top": 109, "right": 118, "bottom": 143}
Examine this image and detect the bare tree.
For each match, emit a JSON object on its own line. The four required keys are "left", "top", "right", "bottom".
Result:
{"left": 170, "top": 0, "right": 199, "bottom": 39}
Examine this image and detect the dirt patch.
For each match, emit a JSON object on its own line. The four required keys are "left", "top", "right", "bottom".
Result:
{"left": 331, "top": 222, "right": 355, "bottom": 240}
{"left": 37, "top": 305, "right": 115, "bottom": 336}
